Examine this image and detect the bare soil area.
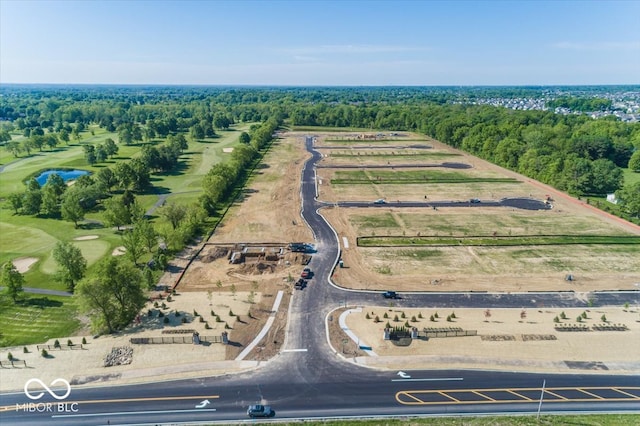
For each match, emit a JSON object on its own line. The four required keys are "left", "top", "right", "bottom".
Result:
{"left": 344, "top": 305, "right": 640, "bottom": 374}
{"left": 317, "top": 133, "right": 640, "bottom": 292}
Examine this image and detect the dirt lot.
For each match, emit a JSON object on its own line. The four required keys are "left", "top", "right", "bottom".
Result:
{"left": 343, "top": 305, "right": 640, "bottom": 374}
{"left": 183, "top": 130, "right": 640, "bottom": 358}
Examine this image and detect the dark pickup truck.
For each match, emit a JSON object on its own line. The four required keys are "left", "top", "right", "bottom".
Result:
{"left": 382, "top": 290, "right": 398, "bottom": 299}
{"left": 294, "top": 279, "right": 307, "bottom": 290}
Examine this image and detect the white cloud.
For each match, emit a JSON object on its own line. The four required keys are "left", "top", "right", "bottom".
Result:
{"left": 553, "top": 41, "right": 640, "bottom": 50}
{"left": 277, "top": 44, "right": 429, "bottom": 55}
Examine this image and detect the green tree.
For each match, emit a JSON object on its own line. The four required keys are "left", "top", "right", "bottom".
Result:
{"left": 114, "top": 162, "right": 135, "bottom": 190}
{"left": 84, "top": 145, "right": 96, "bottom": 165}
{"left": 58, "top": 129, "right": 70, "bottom": 144}
{"left": 40, "top": 183, "right": 61, "bottom": 217}
{"left": 22, "top": 179, "right": 42, "bottom": 215}
{"left": 629, "top": 150, "right": 640, "bottom": 172}
{"left": 615, "top": 182, "right": 640, "bottom": 218}
{"left": 136, "top": 218, "right": 157, "bottom": 252}
{"left": 103, "top": 196, "right": 134, "bottom": 231}
{"left": 1, "top": 261, "right": 24, "bottom": 302}
{"left": 190, "top": 124, "right": 204, "bottom": 140}
{"left": 95, "top": 144, "right": 108, "bottom": 163}
{"left": 7, "top": 193, "right": 23, "bottom": 214}
{"left": 590, "top": 159, "right": 623, "bottom": 194}
{"left": 76, "top": 257, "right": 145, "bottom": 333}
{"left": 121, "top": 228, "right": 144, "bottom": 265}
{"left": 39, "top": 173, "right": 66, "bottom": 217}
{"left": 53, "top": 241, "right": 87, "bottom": 292}
{"left": 61, "top": 188, "right": 85, "bottom": 227}
{"left": 160, "top": 203, "right": 187, "bottom": 230}
{"left": 95, "top": 167, "right": 117, "bottom": 192}
{"left": 4, "top": 140, "right": 23, "bottom": 157}
{"left": 21, "top": 138, "right": 35, "bottom": 156}
{"left": 239, "top": 132, "right": 251, "bottom": 144}
{"left": 103, "top": 138, "right": 119, "bottom": 158}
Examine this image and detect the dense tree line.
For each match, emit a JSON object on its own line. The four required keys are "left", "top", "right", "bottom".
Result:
{"left": 547, "top": 97, "right": 612, "bottom": 112}
{"left": 2, "top": 85, "right": 638, "bottom": 219}
{"left": 201, "top": 117, "right": 281, "bottom": 213}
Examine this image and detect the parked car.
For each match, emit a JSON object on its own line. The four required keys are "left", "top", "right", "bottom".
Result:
{"left": 301, "top": 267, "right": 311, "bottom": 278}
{"left": 294, "top": 278, "right": 306, "bottom": 290}
{"left": 247, "top": 404, "right": 274, "bottom": 418}
{"left": 382, "top": 290, "right": 398, "bottom": 299}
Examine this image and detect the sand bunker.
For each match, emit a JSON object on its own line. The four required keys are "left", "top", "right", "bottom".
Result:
{"left": 74, "top": 235, "right": 99, "bottom": 241}
{"left": 112, "top": 246, "right": 127, "bottom": 256}
{"left": 12, "top": 257, "right": 38, "bottom": 273}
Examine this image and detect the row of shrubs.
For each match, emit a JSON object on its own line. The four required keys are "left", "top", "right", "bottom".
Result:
{"left": 365, "top": 311, "right": 457, "bottom": 323}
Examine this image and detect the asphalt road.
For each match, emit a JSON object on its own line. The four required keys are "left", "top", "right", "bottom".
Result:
{"left": 2, "top": 135, "right": 639, "bottom": 425}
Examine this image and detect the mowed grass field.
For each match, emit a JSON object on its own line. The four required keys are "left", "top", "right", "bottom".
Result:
{"left": 0, "top": 295, "right": 80, "bottom": 347}
{"left": 0, "top": 124, "right": 252, "bottom": 346}
{"left": 0, "top": 124, "right": 252, "bottom": 291}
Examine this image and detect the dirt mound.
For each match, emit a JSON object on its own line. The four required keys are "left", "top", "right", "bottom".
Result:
{"left": 199, "top": 247, "right": 229, "bottom": 263}
{"left": 238, "top": 262, "right": 276, "bottom": 275}
{"left": 283, "top": 252, "right": 312, "bottom": 265}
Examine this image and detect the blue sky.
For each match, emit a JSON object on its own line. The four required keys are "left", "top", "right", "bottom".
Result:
{"left": 1, "top": 0, "right": 639, "bottom": 85}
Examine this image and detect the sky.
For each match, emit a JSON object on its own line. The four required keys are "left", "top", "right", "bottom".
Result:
{"left": 1, "top": 0, "right": 639, "bottom": 86}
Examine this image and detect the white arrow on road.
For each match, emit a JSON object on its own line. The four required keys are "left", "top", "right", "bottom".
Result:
{"left": 195, "top": 400, "right": 211, "bottom": 409}
{"left": 397, "top": 371, "right": 411, "bottom": 379}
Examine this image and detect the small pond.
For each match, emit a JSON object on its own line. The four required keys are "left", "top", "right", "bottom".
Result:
{"left": 36, "top": 169, "right": 90, "bottom": 186}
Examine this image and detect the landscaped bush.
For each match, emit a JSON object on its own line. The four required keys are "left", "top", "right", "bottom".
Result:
{"left": 54, "top": 340, "right": 60, "bottom": 349}
{"left": 163, "top": 317, "right": 169, "bottom": 324}
{"left": 41, "top": 349, "right": 48, "bottom": 357}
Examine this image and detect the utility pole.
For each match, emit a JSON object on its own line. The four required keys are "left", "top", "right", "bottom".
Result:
{"left": 537, "top": 379, "right": 546, "bottom": 420}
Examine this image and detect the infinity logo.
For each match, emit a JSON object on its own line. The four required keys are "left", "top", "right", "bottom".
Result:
{"left": 24, "top": 378, "right": 71, "bottom": 400}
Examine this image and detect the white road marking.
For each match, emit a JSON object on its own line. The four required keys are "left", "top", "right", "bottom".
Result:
{"left": 392, "top": 377, "right": 464, "bottom": 382}
{"left": 283, "top": 348, "right": 308, "bottom": 352}
{"left": 342, "top": 237, "right": 349, "bottom": 248}
{"left": 53, "top": 408, "right": 216, "bottom": 418}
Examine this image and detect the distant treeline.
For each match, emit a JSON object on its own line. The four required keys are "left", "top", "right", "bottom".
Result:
{"left": 547, "top": 96, "right": 612, "bottom": 112}
{"left": 1, "top": 86, "right": 639, "bottom": 217}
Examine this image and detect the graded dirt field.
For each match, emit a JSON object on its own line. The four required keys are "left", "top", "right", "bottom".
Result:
{"left": 342, "top": 305, "right": 640, "bottom": 374}
{"left": 315, "top": 134, "right": 640, "bottom": 292}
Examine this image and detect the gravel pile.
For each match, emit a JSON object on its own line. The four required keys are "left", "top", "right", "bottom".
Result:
{"left": 104, "top": 346, "right": 133, "bottom": 367}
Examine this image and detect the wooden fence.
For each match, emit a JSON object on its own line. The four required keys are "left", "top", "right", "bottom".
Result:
{"left": 130, "top": 335, "right": 222, "bottom": 345}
